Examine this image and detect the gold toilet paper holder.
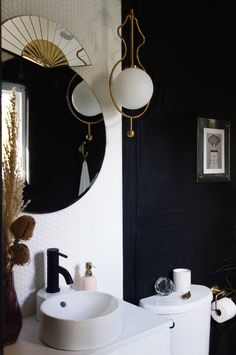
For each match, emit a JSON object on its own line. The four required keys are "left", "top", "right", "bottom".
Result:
{"left": 210, "top": 285, "right": 234, "bottom": 315}
{"left": 214, "top": 293, "right": 225, "bottom": 315}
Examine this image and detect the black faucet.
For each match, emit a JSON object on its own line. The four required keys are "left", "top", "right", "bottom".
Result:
{"left": 46, "top": 248, "right": 73, "bottom": 293}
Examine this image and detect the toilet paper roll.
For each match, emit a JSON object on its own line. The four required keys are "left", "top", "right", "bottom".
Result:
{"left": 211, "top": 297, "right": 236, "bottom": 323}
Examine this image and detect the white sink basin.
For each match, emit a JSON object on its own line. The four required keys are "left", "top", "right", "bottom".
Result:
{"left": 39, "top": 290, "right": 122, "bottom": 351}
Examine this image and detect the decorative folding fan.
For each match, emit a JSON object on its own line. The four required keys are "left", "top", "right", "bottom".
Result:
{"left": 1, "top": 16, "right": 91, "bottom": 68}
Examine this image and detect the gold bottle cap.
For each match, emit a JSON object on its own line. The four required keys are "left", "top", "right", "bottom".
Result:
{"left": 85, "top": 262, "right": 93, "bottom": 276}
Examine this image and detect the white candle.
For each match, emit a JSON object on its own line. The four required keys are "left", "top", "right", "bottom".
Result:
{"left": 173, "top": 268, "right": 191, "bottom": 294}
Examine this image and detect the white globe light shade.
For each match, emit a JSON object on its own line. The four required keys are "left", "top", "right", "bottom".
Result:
{"left": 111, "top": 67, "right": 154, "bottom": 110}
{"left": 72, "top": 81, "right": 102, "bottom": 117}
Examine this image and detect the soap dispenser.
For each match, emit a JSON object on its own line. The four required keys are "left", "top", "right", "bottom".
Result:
{"left": 81, "top": 262, "right": 97, "bottom": 291}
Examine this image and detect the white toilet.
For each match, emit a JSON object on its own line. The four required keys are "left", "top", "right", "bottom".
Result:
{"left": 139, "top": 284, "right": 212, "bottom": 355}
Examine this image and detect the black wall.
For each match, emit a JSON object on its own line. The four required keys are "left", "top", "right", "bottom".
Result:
{"left": 123, "top": 0, "right": 236, "bottom": 306}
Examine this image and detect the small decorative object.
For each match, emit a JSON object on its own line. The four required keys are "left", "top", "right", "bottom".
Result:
{"left": 80, "top": 262, "right": 97, "bottom": 291}
{"left": 2, "top": 88, "right": 36, "bottom": 345}
{"left": 154, "top": 277, "right": 175, "bottom": 296}
{"left": 197, "top": 117, "right": 230, "bottom": 182}
{"left": 173, "top": 268, "right": 191, "bottom": 295}
{"left": 181, "top": 290, "right": 191, "bottom": 300}
{"left": 4, "top": 271, "right": 22, "bottom": 345}
{"left": 1, "top": 16, "right": 91, "bottom": 68}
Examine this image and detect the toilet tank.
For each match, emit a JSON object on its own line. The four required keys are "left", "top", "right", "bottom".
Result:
{"left": 139, "top": 284, "right": 212, "bottom": 355}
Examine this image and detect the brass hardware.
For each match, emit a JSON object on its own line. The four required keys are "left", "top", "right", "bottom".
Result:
{"left": 127, "top": 118, "right": 135, "bottom": 138}
{"left": 211, "top": 285, "right": 226, "bottom": 315}
{"left": 86, "top": 124, "right": 93, "bottom": 141}
{"left": 79, "top": 141, "right": 88, "bottom": 160}
{"left": 211, "top": 285, "right": 225, "bottom": 295}
{"left": 127, "top": 129, "right": 135, "bottom": 138}
{"left": 213, "top": 291, "right": 225, "bottom": 315}
{"left": 85, "top": 262, "right": 96, "bottom": 276}
{"left": 181, "top": 291, "right": 191, "bottom": 300}
{"left": 210, "top": 285, "right": 236, "bottom": 315}
{"left": 109, "top": 9, "right": 151, "bottom": 137}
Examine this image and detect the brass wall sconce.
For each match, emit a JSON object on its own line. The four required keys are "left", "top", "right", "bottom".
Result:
{"left": 109, "top": 9, "right": 154, "bottom": 138}
{"left": 1, "top": 16, "right": 91, "bottom": 68}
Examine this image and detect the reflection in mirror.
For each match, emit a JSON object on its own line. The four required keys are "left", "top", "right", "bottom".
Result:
{"left": 1, "top": 15, "right": 91, "bottom": 68}
{"left": 66, "top": 75, "right": 104, "bottom": 142}
{"left": 2, "top": 82, "right": 29, "bottom": 182}
{"left": 72, "top": 81, "right": 102, "bottom": 117}
{"left": 1, "top": 54, "right": 106, "bottom": 213}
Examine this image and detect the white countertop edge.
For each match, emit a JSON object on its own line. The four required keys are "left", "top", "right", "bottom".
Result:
{"left": 5, "top": 299, "right": 171, "bottom": 355}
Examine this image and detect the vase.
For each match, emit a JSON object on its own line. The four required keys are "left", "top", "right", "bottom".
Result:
{"left": 4, "top": 271, "right": 22, "bottom": 345}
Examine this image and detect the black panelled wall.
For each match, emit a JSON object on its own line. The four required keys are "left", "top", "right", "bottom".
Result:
{"left": 123, "top": 0, "right": 236, "bottom": 308}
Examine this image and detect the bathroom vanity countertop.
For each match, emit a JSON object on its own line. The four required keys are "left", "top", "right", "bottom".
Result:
{"left": 4, "top": 300, "right": 171, "bottom": 355}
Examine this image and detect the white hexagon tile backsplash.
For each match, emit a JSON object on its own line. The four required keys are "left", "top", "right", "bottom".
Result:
{"left": 2, "top": 0, "right": 122, "bottom": 317}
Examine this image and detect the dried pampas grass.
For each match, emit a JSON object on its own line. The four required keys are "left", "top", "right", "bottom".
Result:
{"left": 2, "top": 88, "right": 34, "bottom": 273}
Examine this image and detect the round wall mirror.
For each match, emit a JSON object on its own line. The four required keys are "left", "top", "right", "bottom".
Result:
{"left": 2, "top": 54, "right": 106, "bottom": 213}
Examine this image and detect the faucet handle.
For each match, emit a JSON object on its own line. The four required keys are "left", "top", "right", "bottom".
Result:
{"left": 47, "top": 248, "right": 68, "bottom": 259}
{"left": 58, "top": 252, "right": 68, "bottom": 259}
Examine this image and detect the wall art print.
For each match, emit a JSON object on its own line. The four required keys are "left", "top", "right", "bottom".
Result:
{"left": 197, "top": 117, "right": 230, "bottom": 182}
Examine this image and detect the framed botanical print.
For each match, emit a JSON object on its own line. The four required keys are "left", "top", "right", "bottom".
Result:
{"left": 197, "top": 117, "right": 230, "bottom": 182}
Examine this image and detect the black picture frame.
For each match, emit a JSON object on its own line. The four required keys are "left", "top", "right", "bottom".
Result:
{"left": 197, "top": 117, "right": 230, "bottom": 182}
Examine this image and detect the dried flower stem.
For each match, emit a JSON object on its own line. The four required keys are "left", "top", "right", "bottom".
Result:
{"left": 2, "top": 88, "right": 27, "bottom": 272}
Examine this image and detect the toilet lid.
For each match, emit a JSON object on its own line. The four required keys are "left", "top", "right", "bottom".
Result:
{"left": 139, "top": 284, "right": 213, "bottom": 314}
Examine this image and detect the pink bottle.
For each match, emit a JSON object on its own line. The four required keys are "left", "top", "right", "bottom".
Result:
{"left": 81, "top": 262, "right": 97, "bottom": 291}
